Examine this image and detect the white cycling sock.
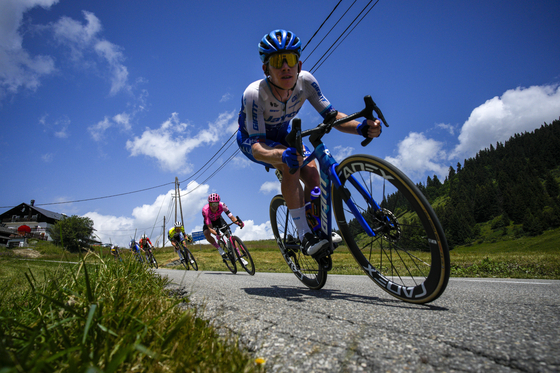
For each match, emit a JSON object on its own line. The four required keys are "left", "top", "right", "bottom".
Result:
{"left": 290, "top": 206, "right": 311, "bottom": 241}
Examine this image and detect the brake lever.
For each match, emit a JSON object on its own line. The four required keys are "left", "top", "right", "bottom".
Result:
{"left": 360, "top": 96, "right": 389, "bottom": 147}
{"left": 285, "top": 118, "right": 303, "bottom": 174}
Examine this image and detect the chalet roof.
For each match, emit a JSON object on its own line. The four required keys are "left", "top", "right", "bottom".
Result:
{"left": 0, "top": 203, "right": 65, "bottom": 221}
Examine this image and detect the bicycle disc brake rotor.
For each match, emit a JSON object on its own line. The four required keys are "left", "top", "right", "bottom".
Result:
{"left": 376, "top": 208, "right": 401, "bottom": 242}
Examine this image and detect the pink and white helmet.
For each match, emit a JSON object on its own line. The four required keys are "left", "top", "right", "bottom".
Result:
{"left": 208, "top": 193, "right": 220, "bottom": 203}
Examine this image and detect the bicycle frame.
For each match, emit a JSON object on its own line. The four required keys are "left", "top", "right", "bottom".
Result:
{"left": 297, "top": 143, "right": 383, "bottom": 254}
{"left": 216, "top": 223, "right": 240, "bottom": 256}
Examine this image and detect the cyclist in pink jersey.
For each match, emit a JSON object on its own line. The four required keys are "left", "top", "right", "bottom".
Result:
{"left": 237, "top": 29, "right": 381, "bottom": 256}
{"left": 202, "top": 193, "right": 244, "bottom": 260}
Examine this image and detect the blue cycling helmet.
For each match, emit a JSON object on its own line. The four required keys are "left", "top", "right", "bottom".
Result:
{"left": 259, "top": 29, "right": 302, "bottom": 63}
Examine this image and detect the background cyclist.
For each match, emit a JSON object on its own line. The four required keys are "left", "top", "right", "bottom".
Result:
{"left": 129, "top": 239, "right": 145, "bottom": 256}
{"left": 139, "top": 234, "right": 154, "bottom": 252}
{"left": 236, "top": 29, "right": 381, "bottom": 256}
{"left": 168, "top": 222, "right": 194, "bottom": 264}
{"left": 202, "top": 193, "right": 246, "bottom": 264}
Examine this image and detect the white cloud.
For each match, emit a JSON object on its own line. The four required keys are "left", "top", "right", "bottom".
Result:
{"left": 88, "top": 117, "right": 111, "bottom": 141}
{"left": 88, "top": 112, "right": 132, "bottom": 141}
{"left": 220, "top": 93, "right": 232, "bottom": 102}
{"left": 451, "top": 84, "right": 560, "bottom": 160}
{"left": 436, "top": 123, "right": 455, "bottom": 136}
{"left": 332, "top": 145, "right": 354, "bottom": 161}
{"left": 126, "top": 110, "right": 237, "bottom": 173}
{"left": 53, "top": 11, "right": 129, "bottom": 95}
{"left": 0, "top": 0, "right": 57, "bottom": 100}
{"left": 383, "top": 84, "right": 560, "bottom": 183}
{"left": 233, "top": 220, "right": 274, "bottom": 241}
{"left": 42, "top": 153, "right": 53, "bottom": 162}
{"left": 40, "top": 114, "right": 70, "bottom": 138}
{"left": 260, "top": 181, "right": 281, "bottom": 195}
{"left": 385, "top": 132, "right": 448, "bottom": 181}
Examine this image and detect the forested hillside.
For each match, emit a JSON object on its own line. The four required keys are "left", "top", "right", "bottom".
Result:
{"left": 417, "top": 118, "right": 560, "bottom": 248}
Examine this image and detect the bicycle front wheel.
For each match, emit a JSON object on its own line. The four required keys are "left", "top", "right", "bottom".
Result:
{"left": 332, "top": 154, "right": 450, "bottom": 304}
{"left": 232, "top": 236, "right": 255, "bottom": 275}
{"left": 270, "top": 194, "right": 327, "bottom": 290}
{"left": 183, "top": 247, "right": 198, "bottom": 271}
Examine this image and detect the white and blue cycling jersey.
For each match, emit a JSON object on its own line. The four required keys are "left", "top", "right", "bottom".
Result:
{"left": 237, "top": 71, "right": 336, "bottom": 167}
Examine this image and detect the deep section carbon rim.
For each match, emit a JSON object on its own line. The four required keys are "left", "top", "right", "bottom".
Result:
{"left": 332, "top": 155, "right": 450, "bottom": 303}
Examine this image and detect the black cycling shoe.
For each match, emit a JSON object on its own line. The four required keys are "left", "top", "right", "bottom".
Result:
{"left": 221, "top": 253, "right": 228, "bottom": 261}
{"left": 302, "top": 232, "right": 328, "bottom": 256}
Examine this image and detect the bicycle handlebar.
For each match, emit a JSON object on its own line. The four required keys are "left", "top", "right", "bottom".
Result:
{"left": 286, "top": 95, "right": 388, "bottom": 173}
{"left": 216, "top": 216, "right": 244, "bottom": 238}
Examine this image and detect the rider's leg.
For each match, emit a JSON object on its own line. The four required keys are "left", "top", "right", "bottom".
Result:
{"left": 204, "top": 228, "right": 225, "bottom": 256}
{"left": 281, "top": 163, "right": 327, "bottom": 255}
{"left": 173, "top": 242, "right": 183, "bottom": 261}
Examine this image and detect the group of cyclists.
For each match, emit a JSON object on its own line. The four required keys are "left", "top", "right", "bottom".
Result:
{"left": 110, "top": 192, "right": 244, "bottom": 267}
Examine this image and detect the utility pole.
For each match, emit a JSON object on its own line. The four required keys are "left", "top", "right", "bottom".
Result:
{"left": 163, "top": 216, "right": 166, "bottom": 247}
{"left": 174, "top": 177, "right": 185, "bottom": 226}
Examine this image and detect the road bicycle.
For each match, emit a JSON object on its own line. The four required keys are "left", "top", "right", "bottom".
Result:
{"left": 142, "top": 243, "right": 158, "bottom": 268}
{"left": 269, "top": 96, "right": 450, "bottom": 304}
{"left": 215, "top": 218, "right": 255, "bottom": 275}
{"left": 177, "top": 240, "right": 198, "bottom": 271}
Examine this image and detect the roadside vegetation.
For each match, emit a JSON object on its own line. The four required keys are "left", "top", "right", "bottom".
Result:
{"left": 0, "top": 250, "right": 264, "bottom": 373}
{"left": 1, "top": 225, "right": 559, "bottom": 372}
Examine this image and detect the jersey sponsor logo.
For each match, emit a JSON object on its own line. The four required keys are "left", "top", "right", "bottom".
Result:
{"left": 264, "top": 110, "right": 298, "bottom": 123}
{"left": 251, "top": 101, "right": 259, "bottom": 131}
{"left": 291, "top": 92, "right": 301, "bottom": 103}
{"left": 311, "top": 82, "right": 328, "bottom": 102}
{"left": 270, "top": 102, "right": 279, "bottom": 107}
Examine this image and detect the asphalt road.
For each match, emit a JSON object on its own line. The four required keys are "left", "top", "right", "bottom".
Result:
{"left": 155, "top": 268, "right": 560, "bottom": 372}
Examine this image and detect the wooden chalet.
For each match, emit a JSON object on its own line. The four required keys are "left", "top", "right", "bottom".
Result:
{"left": 0, "top": 200, "right": 65, "bottom": 248}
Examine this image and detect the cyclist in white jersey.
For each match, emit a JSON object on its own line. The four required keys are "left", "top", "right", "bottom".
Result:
{"left": 237, "top": 29, "right": 381, "bottom": 256}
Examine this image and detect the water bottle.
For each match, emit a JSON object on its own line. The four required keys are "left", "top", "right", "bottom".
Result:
{"left": 310, "top": 186, "right": 321, "bottom": 218}
{"left": 307, "top": 186, "right": 321, "bottom": 231}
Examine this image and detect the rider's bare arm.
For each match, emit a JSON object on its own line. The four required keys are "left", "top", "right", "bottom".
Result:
{"left": 333, "top": 112, "right": 382, "bottom": 138}
{"left": 251, "top": 142, "right": 291, "bottom": 168}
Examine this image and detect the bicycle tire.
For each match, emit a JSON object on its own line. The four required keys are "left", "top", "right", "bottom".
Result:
{"left": 183, "top": 247, "right": 198, "bottom": 271}
{"left": 270, "top": 194, "right": 327, "bottom": 290}
{"left": 332, "top": 154, "right": 450, "bottom": 304}
{"left": 232, "top": 236, "right": 255, "bottom": 275}
{"left": 220, "top": 240, "right": 237, "bottom": 274}
{"left": 178, "top": 248, "right": 189, "bottom": 270}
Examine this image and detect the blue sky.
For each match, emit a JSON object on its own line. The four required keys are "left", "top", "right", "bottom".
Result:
{"left": 1, "top": 0, "right": 559, "bottom": 247}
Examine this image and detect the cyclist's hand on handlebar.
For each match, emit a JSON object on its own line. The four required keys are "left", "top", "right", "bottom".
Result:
{"left": 282, "top": 147, "right": 301, "bottom": 169}
{"left": 236, "top": 221, "right": 244, "bottom": 229}
{"left": 357, "top": 119, "right": 382, "bottom": 139}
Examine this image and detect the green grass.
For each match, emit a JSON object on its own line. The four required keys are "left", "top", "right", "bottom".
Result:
{"left": 0, "top": 252, "right": 264, "bottom": 373}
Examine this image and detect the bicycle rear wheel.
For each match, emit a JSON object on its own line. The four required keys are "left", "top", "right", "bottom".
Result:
{"left": 270, "top": 194, "right": 327, "bottom": 290}
{"left": 183, "top": 247, "right": 198, "bottom": 271}
{"left": 220, "top": 240, "right": 236, "bottom": 274}
{"left": 332, "top": 154, "right": 450, "bottom": 304}
{"left": 232, "top": 236, "right": 255, "bottom": 275}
